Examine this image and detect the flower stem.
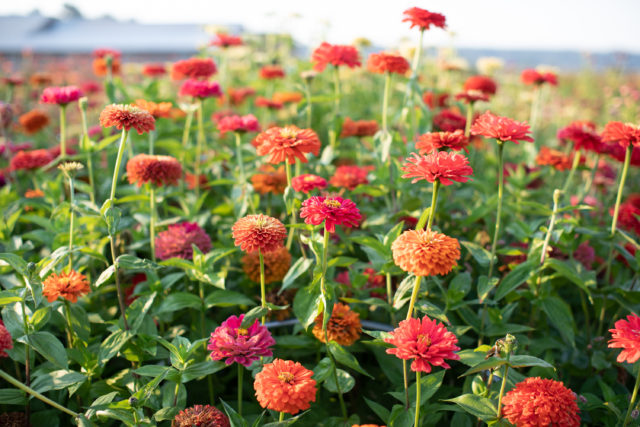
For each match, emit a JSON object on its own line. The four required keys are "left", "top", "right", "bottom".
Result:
{"left": 181, "top": 108, "right": 195, "bottom": 171}
{"left": 195, "top": 99, "right": 205, "bottom": 198}
{"left": 279, "top": 412, "right": 285, "bottom": 422}
{"left": 406, "top": 276, "right": 423, "bottom": 321}
{"left": 414, "top": 370, "right": 421, "bottom": 427}
{"left": 237, "top": 364, "right": 244, "bottom": 416}
{"left": 488, "top": 141, "right": 505, "bottom": 278}
{"left": 540, "top": 189, "right": 562, "bottom": 265}
{"left": 19, "top": 297, "right": 31, "bottom": 424}
{"left": 67, "top": 175, "right": 75, "bottom": 271}
{"left": 78, "top": 98, "right": 95, "bottom": 204}
{"left": 59, "top": 104, "right": 67, "bottom": 159}
{"left": 149, "top": 185, "right": 156, "bottom": 262}
{"left": 285, "top": 161, "right": 298, "bottom": 250}
{"left": 426, "top": 181, "right": 440, "bottom": 231}
{"left": 561, "top": 147, "right": 581, "bottom": 197}
{"left": 148, "top": 128, "right": 155, "bottom": 155}
{"left": 63, "top": 299, "right": 76, "bottom": 347}
{"left": 259, "top": 249, "right": 266, "bottom": 325}
{"left": 496, "top": 365, "right": 510, "bottom": 419}
{"left": 411, "top": 30, "right": 424, "bottom": 77}
{"left": 234, "top": 132, "right": 246, "bottom": 184}
{"left": 382, "top": 73, "right": 391, "bottom": 133}
{"left": 624, "top": 364, "right": 640, "bottom": 426}
{"left": 333, "top": 66, "right": 341, "bottom": 115}
{"left": 386, "top": 272, "right": 396, "bottom": 325}
{"left": 464, "top": 103, "right": 473, "bottom": 138}
{"left": 579, "top": 153, "right": 599, "bottom": 204}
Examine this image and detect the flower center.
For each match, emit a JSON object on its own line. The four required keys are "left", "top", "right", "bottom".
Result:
{"left": 236, "top": 328, "right": 249, "bottom": 337}
{"left": 280, "top": 128, "right": 298, "bottom": 139}
{"left": 278, "top": 372, "right": 295, "bottom": 383}
{"left": 303, "top": 175, "right": 316, "bottom": 182}
{"left": 417, "top": 334, "right": 432, "bottom": 347}
{"left": 323, "top": 199, "right": 341, "bottom": 208}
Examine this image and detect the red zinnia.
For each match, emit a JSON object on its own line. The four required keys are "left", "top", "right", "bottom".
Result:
{"left": 254, "top": 126, "right": 321, "bottom": 164}
{"left": 211, "top": 33, "right": 243, "bottom": 48}
{"left": 291, "top": 174, "right": 328, "bottom": 193}
{"left": 232, "top": 214, "right": 287, "bottom": 253}
{"left": 179, "top": 79, "right": 222, "bottom": 99}
{"left": 171, "top": 57, "right": 217, "bottom": 80}
{"left": 367, "top": 53, "right": 410, "bottom": 75}
{"left": 40, "top": 86, "right": 83, "bottom": 105}
{"left": 217, "top": 114, "right": 260, "bottom": 136}
{"left": 557, "top": 120, "right": 604, "bottom": 153}
{"left": 433, "top": 109, "right": 466, "bottom": 132}
{"left": 401, "top": 151, "right": 473, "bottom": 185}
{"left": 254, "top": 359, "right": 317, "bottom": 415}
{"left": 10, "top": 149, "right": 53, "bottom": 171}
{"left": 392, "top": 229, "right": 460, "bottom": 276}
{"left": 602, "top": 121, "right": 640, "bottom": 148}
{"left": 609, "top": 313, "right": 640, "bottom": 363}
{"left": 126, "top": 154, "right": 182, "bottom": 187}
{"left": 300, "top": 196, "right": 361, "bottom": 233}
{"left": 259, "top": 65, "right": 286, "bottom": 79}
{"left": 155, "top": 222, "right": 212, "bottom": 260}
{"left": 141, "top": 63, "right": 166, "bottom": 77}
{"left": 100, "top": 104, "right": 155, "bottom": 135}
{"left": 311, "top": 42, "right": 361, "bottom": 72}
{"left": 385, "top": 316, "right": 459, "bottom": 372}
{"left": 0, "top": 320, "right": 13, "bottom": 358}
{"left": 502, "top": 377, "right": 580, "bottom": 427}
{"left": 470, "top": 111, "right": 534, "bottom": 144}
{"left": 521, "top": 69, "right": 558, "bottom": 86}
{"left": 415, "top": 130, "right": 469, "bottom": 154}
{"left": 402, "top": 7, "right": 446, "bottom": 30}
{"left": 463, "top": 75, "right": 497, "bottom": 95}
{"left": 329, "top": 165, "right": 371, "bottom": 190}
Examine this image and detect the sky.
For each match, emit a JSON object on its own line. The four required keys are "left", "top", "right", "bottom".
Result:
{"left": 2, "top": 0, "right": 640, "bottom": 53}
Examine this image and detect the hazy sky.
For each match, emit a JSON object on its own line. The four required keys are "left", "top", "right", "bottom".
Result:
{"left": 3, "top": 0, "right": 640, "bottom": 53}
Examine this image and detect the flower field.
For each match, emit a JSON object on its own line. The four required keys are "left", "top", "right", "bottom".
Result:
{"left": 1, "top": 5, "right": 640, "bottom": 427}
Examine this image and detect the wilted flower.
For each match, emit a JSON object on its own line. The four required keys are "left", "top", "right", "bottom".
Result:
{"left": 329, "top": 165, "right": 371, "bottom": 190}
{"left": 242, "top": 246, "right": 291, "bottom": 284}
{"left": 99, "top": 104, "right": 155, "bottom": 135}
{"left": 42, "top": 270, "right": 90, "bottom": 303}
{"left": 19, "top": 110, "right": 49, "bottom": 134}
{"left": 254, "top": 359, "right": 317, "bottom": 414}
{"left": 172, "top": 405, "right": 230, "bottom": 427}
{"left": 179, "top": 79, "right": 223, "bottom": 99}
{"left": 367, "top": 52, "right": 410, "bottom": 75}
{"left": 254, "top": 126, "right": 321, "bottom": 164}
{"left": 232, "top": 214, "right": 287, "bottom": 253}
{"left": 392, "top": 229, "right": 460, "bottom": 276}
{"left": 311, "top": 42, "right": 361, "bottom": 72}
{"left": 40, "top": 86, "right": 83, "bottom": 105}
{"left": 415, "top": 130, "right": 469, "bottom": 154}
{"left": 291, "top": 174, "right": 328, "bottom": 193}
{"left": 470, "top": 111, "right": 534, "bottom": 144}
{"left": 171, "top": 57, "right": 217, "bottom": 80}
{"left": 300, "top": 196, "right": 361, "bottom": 233}
{"left": 340, "top": 117, "right": 378, "bottom": 138}
{"left": 208, "top": 314, "right": 275, "bottom": 367}
{"left": 401, "top": 152, "right": 473, "bottom": 185}
{"left": 155, "top": 222, "right": 212, "bottom": 260}
{"left": 312, "top": 302, "right": 362, "bottom": 346}
{"left": 402, "top": 7, "right": 446, "bottom": 30}
{"left": 126, "top": 154, "right": 182, "bottom": 187}
{"left": 251, "top": 165, "right": 287, "bottom": 195}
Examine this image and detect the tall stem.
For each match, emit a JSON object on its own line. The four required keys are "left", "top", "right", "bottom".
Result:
{"left": 496, "top": 365, "right": 510, "bottom": 419}
{"left": 332, "top": 66, "right": 341, "bottom": 115}
{"left": 19, "top": 298, "right": 31, "bottom": 424}
{"left": 195, "top": 99, "right": 205, "bottom": 198}
{"left": 540, "top": 189, "right": 562, "bottom": 265}
{"left": 488, "top": 141, "right": 505, "bottom": 278}
{"left": 78, "top": 98, "right": 95, "bottom": 203}
{"left": 561, "top": 148, "right": 581, "bottom": 197}
{"left": 285, "top": 162, "right": 297, "bottom": 250}
{"left": 464, "top": 103, "right": 473, "bottom": 138}
{"left": 406, "top": 276, "right": 423, "bottom": 321}
{"left": 149, "top": 185, "right": 156, "bottom": 262}
{"left": 181, "top": 108, "right": 195, "bottom": 166}
{"left": 63, "top": 299, "right": 76, "bottom": 347}
{"left": 148, "top": 129, "right": 155, "bottom": 155}
{"left": 386, "top": 273, "right": 396, "bottom": 325}
{"left": 259, "top": 249, "right": 266, "bottom": 325}
{"left": 67, "top": 175, "right": 75, "bottom": 271}
{"left": 426, "top": 181, "right": 440, "bottom": 231}
{"left": 237, "top": 364, "right": 244, "bottom": 416}
{"left": 234, "top": 132, "right": 246, "bottom": 184}
{"left": 624, "top": 364, "right": 640, "bottom": 426}
{"left": 414, "top": 371, "right": 422, "bottom": 427}
{"left": 579, "top": 153, "right": 600, "bottom": 204}
{"left": 382, "top": 73, "right": 391, "bottom": 133}
{"left": 59, "top": 105, "right": 67, "bottom": 159}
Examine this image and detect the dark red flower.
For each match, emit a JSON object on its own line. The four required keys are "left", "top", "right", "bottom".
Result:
{"left": 422, "top": 91, "right": 449, "bottom": 109}
{"left": 340, "top": 117, "right": 379, "bottom": 138}
{"left": 311, "top": 42, "right": 361, "bottom": 72}
{"left": 126, "top": 154, "right": 182, "bottom": 187}
{"left": 254, "top": 97, "right": 283, "bottom": 110}
{"left": 0, "top": 320, "right": 13, "bottom": 358}
{"left": 557, "top": 120, "right": 604, "bottom": 153}
{"left": 612, "top": 194, "right": 640, "bottom": 236}
{"left": 40, "top": 86, "right": 83, "bottom": 105}
{"left": 173, "top": 404, "right": 230, "bottom": 427}
{"left": 609, "top": 314, "right": 640, "bottom": 364}
{"left": 401, "top": 151, "right": 473, "bottom": 185}
{"left": 367, "top": 53, "right": 410, "bottom": 75}
{"left": 455, "top": 91, "right": 490, "bottom": 104}
{"left": 402, "top": 7, "right": 446, "bottom": 30}
{"left": 217, "top": 114, "right": 260, "bottom": 136}
{"left": 227, "top": 87, "right": 256, "bottom": 106}
{"left": 300, "top": 196, "right": 361, "bottom": 233}
{"left": 470, "top": 111, "right": 534, "bottom": 144}
{"left": 433, "top": 109, "right": 466, "bottom": 132}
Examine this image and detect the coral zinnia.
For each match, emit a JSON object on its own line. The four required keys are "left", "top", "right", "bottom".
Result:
{"left": 463, "top": 75, "right": 497, "bottom": 95}
{"left": 232, "top": 214, "right": 287, "bottom": 253}
{"left": 340, "top": 117, "right": 379, "bottom": 138}
{"left": 99, "top": 104, "right": 155, "bottom": 135}
{"left": 367, "top": 53, "right": 410, "bottom": 75}
{"left": 40, "top": 86, "right": 83, "bottom": 105}
{"left": 433, "top": 109, "right": 466, "bottom": 132}
{"left": 536, "top": 146, "right": 574, "bottom": 171}
{"left": 502, "top": 377, "right": 580, "bottom": 427}
{"left": 423, "top": 91, "right": 449, "bottom": 109}
{"left": 172, "top": 404, "right": 230, "bottom": 427}
{"left": 254, "top": 97, "right": 283, "bottom": 110}
{"left": 254, "top": 126, "right": 321, "bottom": 164}
{"left": 251, "top": 165, "right": 287, "bottom": 195}
{"left": 470, "top": 111, "right": 534, "bottom": 144}
{"left": 141, "top": 63, "right": 166, "bottom": 77}
{"left": 10, "top": 149, "right": 54, "bottom": 171}
{"left": 207, "top": 313, "right": 275, "bottom": 367}
{"left": 0, "top": 320, "right": 13, "bottom": 358}
{"left": 329, "top": 165, "right": 372, "bottom": 190}
{"left": 385, "top": 316, "right": 459, "bottom": 372}
{"left": 415, "top": 130, "right": 469, "bottom": 154}
{"left": 132, "top": 99, "right": 172, "bottom": 119}
{"left": 242, "top": 246, "right": 291, "bottom": 284}
{"left": 312, "top": 302, "right": 362, "bottom": 346}
{"left": 254, "top": 359, "right": 317, "bottom": 415}
{"left": 259, "top": 65, "right": 286, "bottom": 79}
{"left": 291, "top": 174, "right": 328, "bottom": 193}
{"left": 42, "top": 270, "right": 90, "bottom": 303}
{"left": 602, "top": 121, "right": 640, "bottom": 148}
{"left": 392, "top": 229, "right": 460, "bottom": 276}
{"left": 211, "top": 33, "right": 243, "bottom": 48}
{"left": 402, "top": 7, "right": 446, "bottom": 30}
{"left": 609, "top": 313, "right": 640, "bottom": 363}
{"left": 401, "top": 152, "right": 473, "bottom": 186}
{"left": 300, "top": 196, "right": 361, "bottom": 233}
{"left": 19, "top": 109, "right": 49, "bottom": 134}
{"left": 155, "top": 222, "right": 212, "bottom": 260}
{"left": 311, "top": 42, "right": 361, "bottom": 72}
{"left": 217, "top": 114, "right": 260, "bottom": 136}
{"left": 93, "top": 57, "right": 121, "bottom": 77}
{"left": 557, "top": 120, "right": 603, "bottom": 153}
{"left": 126, "top": 154, "right": 182, "bottom": 187}
{"left": 171, "top": 57, "right": 217, "bottom": 80}
{"left": 179, "top": 79, "right": 223, "bottom": 99}
{"left": 227, "top": 87, "right": 256, "bottom": 106}
{"left": 521, "top": 69, "right": 558, "bottom": 86}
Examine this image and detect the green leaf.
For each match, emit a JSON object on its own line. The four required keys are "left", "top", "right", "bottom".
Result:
{"left": 446, "top": 394, "right": 497, "bottom": 422}
{"left": 157, "top": 292, "right": 202, "bottom": 313}
{"left": 540, "top": 296, "right": 575, "bottom": 345}
{"left": 117, "top": 254, "right": 160, "bottom": 271}
{"left": 494, "top": 260, "right": 536, "bottom": 301}
{"left": 388, "top": 404, "right": 414, "bottom": 427}
{"left": 461, "top": 241, "right": 493, "bottom": 268}
{"left": 324, "top": 368, "right": 355, "bottom": 393}
{"left": 0, "top": 252, "right": 28, "bottom": 276}
{"left": 132, "top": 369, "right": 169, "bottom": 404}
{"left": 509, "top": 355, "right": 555, "bottom": 370}
{"left": 293, "top": 284, "right": 322, "bottom": 329}
{"left": 544, "top": 258, "right": 596, "bottom": 295}
{"left": 182, "top": 360, "right": 227, "bottom": 382}
{"left": 281, "top": 257, "right": 313, "bottom": 293}
{"left": 205, "top": 290, "right": 255, "bottom": 308}
{"left": 460, "top": 358, "right": 509, "bottom": 377}
{"left": 0, "top": 388, "right": 26, "bottom": 404}
{"left": 98, "top": 330, "right": 133, "bottom": 366}
{"left": 21, "top": 331, "right": 68, "bottom": 369}
{"left": 95, "top": 265, "right": 115, "bottom": 287}
{"left": 313, "top": 357, "right": 333, "bottom": 383}
{"left": 0, "top": 290, "right": 22, "bottom": 306}
{"left": 364, "top": 396, "right": 390, "bottom": 424}
{"left": 448, "top": 272, "right": 471, "bottom": 302}
{"left": 240, "top": 306, "right": 269, "bottom": 328}
{"left": 31, "top": 369, "right": 86, "bottom": 393}
{"left": 220, "top": 398, "right": 248, "bottom": 427}
{"left": 328, "top": 341, "right": 373, "bottom": 378}
{"left": 476, "top": 275, "right": 499, "bottom": 302}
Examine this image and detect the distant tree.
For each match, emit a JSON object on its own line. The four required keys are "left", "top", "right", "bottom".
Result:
{"left": 62, "top": 3, "right": 83, "bottom": 19}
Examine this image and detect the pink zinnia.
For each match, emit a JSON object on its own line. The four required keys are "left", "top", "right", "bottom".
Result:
{"left": 402, "top": 7, "right": 446, "bottom": 31}
{"left": 155, "top": 222, "right": 212, "bottom": 260}
{"left": 0, "top": 320, "right": 12, "bottom": 358}
{"left": 40, "top": 86, "right": 83, "bottom": 105}
{"left": 179, "top": 79, "right": 222, "bottom": 99}
{"left": 470, "top": 111, "right": 534, "bottom": 144}
{"left": 300, "top": 196, "right": 361, "bottom": 233}
{"left": 401, "top": 152, "right": 473, "bottom": 186}
{"left": 291, "top": 174, "right": 328, "bottom": 193}
{"left": 208, "top": 314, "right": 275, "bottom": 367}
{"left": 217, "top": 114, "right": 260, "bottom": 136}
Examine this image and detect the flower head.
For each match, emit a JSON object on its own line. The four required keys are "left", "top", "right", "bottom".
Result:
{"left": 470, "top": 111, "right": 534, "bottom": 144}
{"left": 126, "top": 154, "right": 182, "bottom": 187}
{"left": 415, "top": 130, "right": 469, "bottom": 154}
{"left": 40, "top": 86, "right": 83, "bottom": 105}
{"left": 392, "top": 229, "right": 460, "bottom": 276}
{"left": 251, "top": 165, "right": 287, "bottom": 195}
{"left": 132, "top": 99, "right": 172, "bottom": 119}
{"left": 401, "top": 152, "right": 473, "bottom": 186}
{"left": 463, "top": 75, "right": 497, "bottom": 95}
{"left": 402, "top": 7, "right": 446, "bottom": 30}
{"left": 536, "top": 146, "right": 574, "bottom": 171}
{"left": 232, "top": 214, "right": 287, "bottom": 253}
{"left": 602, "top": 121, "right": 640, "bottom": 148}
{"left": 254, "top": 359, "right": 317, "bottom": 414}
{"left": 423, "top": 91, "right": 449, "bottom": 109}
{"left": 42, "top": 270, "right": 90, "bottom": 303}
{"left": 312, "top": 303, "right": 362, "bottom": 346}
{"left": 557, "top": 120, "right": 604, "bottom": 153}
{"left": 255, "top": 126, "right": 321, "bottom": 164}
{"left": 272, "top": 92, "right": 303, "bottom": 104}
{"left": 93, "top": 57, "right": 121, "bottom": 77}
{"left": 502, "top": 377, "right": 580, "bottom": 427}
{"left": 613, "top": 195, "right": 640, "bottom": 236}
{"left": 292, "top": 174, "right": 328, "bottom": 194}
{"left": 155, "top": 222, "right": 212, "bottom": 260}
{"left": 10, "top": 149, "right": 54, "bottom": 171}
{"left": 521, "top": 69, "right": 558, "bottom": 86}
{"left": 19, "top": 109, "right": 49, "bottom": 134}
{"left": 217, "top": 114, "right": 260, "bottom": 136}
{"left": 141, "top": 63, "right": 166, "bottom": 77}
{"left": 255, "top": 97, "right": 283, "bottom": 110}
{"left": 171, "top": 57, "right": 217, "bottom": 80}
{"left": 211, "top": 33, "right": 243, "bottom": 48}
{"left": 300, "top": 196, "right": 361, "bottom": 233}
{"left": 0, "top": 320, "right": 13, "bottom": 358}
{"left": 367, "top": 53, "right": 410, "bottom": 75}
{"left": 433, "top": 109, "right": 466, "bottom": 132}
{"left": 227, "top": 87, "right": 256, "bottom": 106}
{"left": 99, "top": 104, "right": 155, "bottom": 135}
{"left": 385, "top": 316, "right": 459, "bottom": 372}
{"left": 259, "top": 65, "right": 286, "bottom": 79}
{"left": 455, "top": 91, "right": 490, "bottom": 104}
{"left": 340, "top": 117, "right": 378, "bottom": 138}
{"left": 208, "top": 314, "right": 275, "bottom": 367}
{"left": 179, "top": 79, "right": 223, "bottom": 99}
{"left": 173, "top": 405, "right": 230, "bottom": 427}
{"left": 329, "top": 165, "right": 371, "bottom": 190}
{"left": 242, "top": 246, "right": 291, "bottom": 284}
{"left": 311, "top": 42, "right": 361, "bottom": 72}
{"left": 609, "top": 313, "right": 640, "bottom": 363}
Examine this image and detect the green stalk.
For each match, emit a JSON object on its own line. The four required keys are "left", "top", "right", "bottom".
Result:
{"left": 410, "top": 30, "right": 425, "bottom": 77}
{"left": 416, "top": 180, "right": 440, "bottom": 231}
{"left": 195, "top": 99, "right": 205, "bottom": 198}
{"left": 19, "top": 297, "right": 31, "bottom": 424}
{"left": 382, "top": 73, "right": 391, "bottom": 133}
{"left": 464, "top": 103, "right": 473, "bottom": 138}
{"left": 279, "top": 412, "right": 285, "bottom": 422}
{"left": 579, "top": 153, "right": 600, "bottom": 204}
{"left": 488, "top": 141, "right": 505, "bottom": 278}
{"left": 259, "top": 249, "right": 266, "bottom": 325}
{"left": 406, "top": 276, "right": 423, "bottom": 321}
{"left": 386, "top": 272, "right": 396, "bottom": 325}
{"left": 149, "top": 185, "right": 156, "bottom": 262}
{"left": 67, "top": 175, "right": 75, "bottom": 271}
{"left": 333, "top": 65, "right": 341, "bottom": 114}
{"left": 540, "top": 189, "right": 562, "bottom": 265}
{"left": 148, "top": 129, "right": 155, "bottom": 155}
{"left": 63, "top": 299, "right": 76, "bottom": 347}
{"left": 237, "top": 364, "right": 244, "bottom": 416}
{"left": 234, "top": 132, "right": 246, "bottom": 184}
{"left": 59, "top": 104, "right": 67, "bottom": 159}
{"left": 285, "top": 161, "right": 297, "bottom": 250}
{"left": 561, "top": 147, "right": 581, "bottom": 197}
{"left": 624, "top": 364, "right": 640, "bottom": 426}
{"left": 496, "top": 365, "right": 510, "bottom": 419}
{"left": 414, "top": 371, "right": 421, "bottom": 427}
{"left": 180, "top": 108, "right": 195, "bottom": 171}
{"left": 78, "top": 98, "right": 95, "bottom": 204}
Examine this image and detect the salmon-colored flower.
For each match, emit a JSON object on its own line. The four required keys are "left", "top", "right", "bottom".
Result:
{"left": 251, "top": 165, "right": 287, "bottom": 195}
{"left": 254, "top": 126, "right": 321, "bottom": 164}
{"left": 329, "top": 165, "right": 371, "bottom": 190}
{"left": 210, "top": 33, "right": 243, "bottom": 48}
{"left": 609, "top": 313, "right": 640, "bottom": 363}
{"left": 10, "top": 149, "right": 53, "bottom": 171}
{"left": 126, "top": 154, "right": 182, "bottom": 187}
{"left": 340, "top": 117, "right": 378, "bottom": 138}
{"left": 463, "top": 75, "right": 497, "bottom": 95}
{"left": 521, "top": 69, "right": 558, "bottom": 86}
{"left": 40, "top": 86, "right": 83, "bottom": 105}
{"left": 367, "top": 53, "right": 410, "bottom": 75}
{"left": 42, "top": 270, "right": 90, "bottom": 303}
{"left": 291, "top": 174, "right": 328, "bottom": 193}
{"left": 311, "top": 42, "right": 361, "bottom": 72}
{"left": 217, "top": 114, "right": 260, "bottom": 136}
{"left": 272, "top": 92, "right": 303, "bottom": 104}
{"left": 470, "top": 111, "right": 534, "bottom": 144}
{"left": 141, "top": 63, "right": 166, "bottom": 77}
{"left": 254, "top": 359, "right": 317, "bottom": 415}
{"left": 422, "top": 91, "right": 449, "bottom": 109}
{"left": 232, "top": 214, "right": 287, "bottom": 253}
{"left": 173, "top": 405, "right": 230, "bottom": 427}
{"left": 227, "top": 87, "right": 256, "bottom": 106}
{"left": 558, "top": 120, "right": 604, "bottom": 153}
{"left": 415, "top": 130, "right": 469, "bottom": 154}
{"left": 602, "top": 121, "right": 640, "bottom": 148}
{"left": 385, "top": 316, "right": 459, "bottom": 372}
{"left": 392, "top": 229, "right": 460, "bottom": 276}
{"left": 19, "top": 110, "right": 49, "bottom": 134}
{"left": 536, "top": 146, "right": 574, "bottom": 171}
{"left": 502, "top": 377, "right": 580, "bottom": 427}
{"left": 433, "top": 109, "right": 466, "bottom": 132}
{"left": 132, "top": 99, "right": 172, "bottom": 119}
{"left": 259, "top": 65, "right": 285, "bottom": 79}
{"left": 208, "top": 313, "right": 275, "bottom": 367}
{"left": 401, "top": 151, "right": 473, "bottom": 185}
{"left": 29, "top": 72, "right": 53, "bottom": 86}
{"left": 100, "top": 104, "right": 155, "bottom": 135}
{"left": 312, "top": 303, "right": 362, "bottom": 346}
{"left": 179, "top": 79, "right": 222, "bottom": 99}
{"left": 254, "top": 96, "right": 283, "bottom": 110}
{"left": 25, "top": 189, "right": 44, "bottom": 199}
{"left": 171, "top": 57, "right": 217, "bottom": 80}
{"left": 155, "top": 222, "right": 212, "bottom": 260}
{"left": 300, "top": 196, "right": 361, "bottom": 233}
{"left": 402, "top": 7, "right": 446, "bottom": 30}
{"left": 242, "top": 246, "right": 291, "bottom": 284}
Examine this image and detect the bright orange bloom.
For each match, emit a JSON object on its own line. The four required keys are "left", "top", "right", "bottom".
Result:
{"left": 312, "top": 302, "right": 362, "bottom": 346}
{"left": 259, "top": 65, "right": 285, "bottom": 80}
{"left": 171, "top": 57, "right": 217, "bottom": 80}
{"left": 402, "top": 7, "right": 446, "bottom": 30}
{"left": 19, "top": 109, "right": 49, "bottom": 134}
{"left": 609, "top": 313, "right": 640, "bottom": 363}
{"left": 42, "top": 270, "right": 90, "bottom": 303}
{"left": 232, "top": 214, "right": 287, "bottom": 253}
{"left": 536, "top": 146, "right": 573, "bottom": 171}
{"left": 502, "top": 377, "right": 580, "bottom": 427}
{"left": 99, "top": 104, "right": 155, "bottom": 135}
{"left": 254, "top": 359, "right": 317, "bottom": 414}
{"left": 251, "top": 165, "right": 287, "bottom": 195}
{"left": 470, "top": 111, "right": 534, "bottom": 144}
{"left": 272, "top": 92, "right": 303, "bottom": 104}
{"left": 602, "top": 121, "right": 640, "bottom": 149}
{"left": 126, "top": 154, "right": 182, "bottom": 187}
{"left": 311, "top": 42, "right": 361, "bottom": 72}
{"left": 132, "top": 99, "right": 172, "bottom": 119}
{"left": 401, "top": 151, "right": 473, "bottom": 185}
{"left": 415, "top": 130, "right": 469, "bottom": 154}
{"left": 255, "top": 126, "right": 321, "bottom": 164}
{"left": 254, "top": 97, "right": 283, "bottom": 110}
{"left": 92, "top": 57, "right": 121, "bottom": 77}
{"left": 367, "top": 53, "right": 410, "bottom": 75}
{"left": 25, "top": 189, "right": 44, "bottom": 198}
{"left": 340, "top": 117, "right": 378, "bottom": 138}
{"left": 392, "top": 229, "right": 460, "bottom": 276}
{"left": 242, "top": 246, "right": 291, "bottom": 284}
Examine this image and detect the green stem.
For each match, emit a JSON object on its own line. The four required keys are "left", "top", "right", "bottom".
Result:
{"left": 382, "top": 73, "right": 391, "bottom": 133}
{"left": 411, "top": 30, "right": 425, "bottom": 78}
{"left": 78, "top": 99, "right": 95, "bottom": 204}
{"left": 333, "top": 65, "right": 341, "bottom": 114}
{"left": 19, "top": 297, "right": 31, "bottom": 424}
{"left": 406, "top": 276, "right": 423, "bottom": 321}
{"left": 285, "top": 161, "right": 297, "bottom": 250}
{"left": 426, "top": 180, "right": 440, "bottom": 231}
{"left": 464, "top": 103, "right": 473, "bottom": 138}
{"left": 67, "top": 176, "right": 75, "bottom": 271}
{"left": 148, "top": 129, "right": 155, "bottom": 155}
{"left": 304, "top": 81, "right": 313, "bottom": 129}
{"left": 63, "top": 299, "right": 76, "bottom": 347}
{"left": 181, "top": 108, "right": 195, "bottom": 166}
{"left": 279, "top": 412, "right": 285, "bottom": 422}
{"left": 579, "top": 153, "right": 599, "bottom": 204}
{"left": 386, "top": 273, "right": 396, "bottom": 325}
{"left": 540, "top": 189, "right": 562, "bottom": 265}
{"left": 624, "top": 364, "right": 640, "bottom": 426}
{"left": 488, "top": 141, "right": 505, "bottom": 278}
{"left": 561, "top": 148, "right": 581, "bottom": 197}
{"left": 234, "top": 132, "right": 246, "bottom": 184}
{"left": 415, "top": 371, "right": 421, "bottom": 427}
{"left": 259, "top": 249, "right": 266, "bottom": 325}
{"left": 328, "top": 348, "right": 348, "bottom": 419}
{"left": 149, "top": 185, "right": 156, "bottom": 262}
{"left": 237, "top": 364, "right": 244, "bottom": 416}
{"left": 59, "top": 105, "right": 67, "bottom": 159}
{"left": 496, "top": 365, "right": 510, "bottom": 419}
{"left": 195, "top": 99, "right": 205, "bottom": 198}
{"left": 172, "top": 381, "right": 180, "bottom": 407}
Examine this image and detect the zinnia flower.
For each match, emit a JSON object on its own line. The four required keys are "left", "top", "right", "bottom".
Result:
{"left": 155, "top": 222, "right": 212, "bottom": 260}
{"left": 609, "top": 313, "right": 640, "bottom": 363}
{"left": 0, "top": 320, "right": 13, "bottom": 358}
{"left": 217, "top": 114, "right": 260, "bottom": 136}
{"left": 463, "top": 75, "right": 497, "bottom": 95}
{"left": 470, "top": 111, "right": 534, "bottom": 144}
{"left": 99, "top": 104, "right": 155, "bottom": 135}
{"left": 401, "top": 152, "right": 473, "bottom": 186}
{"left": 19, "top": 110, "right": 49, "bottom": 134}
{"left": 251, "top": 165, "right": 287, "bottom": 195}
{"left": 132, "top": 99, "right": 172, "bottom": 119}
{"left": 329, "top": 165, "right": 371, "bottom": 190}
{"left": 415, "top": 130, "right": 469, "bottom": 154}
{"left": 42, "top": 270, "right": 90, "bottom": 303}
{"left": 254, "top": 359, "right": 317, "bottom": 415}
{"left": 207, "top": 314, "right": 275, "bottom": 367}
{"left": 613, "top": 195, "right": 640, "bottom": 236}
{"left": 141, "top": 63, "right": 166, "bottom": 77}
{"left": 172, "top": 405, "right": 230, "bottom": 427}
{"left": 312, "top": 302, "right": 362, "bottom": 346}
{"left": 300, "top": 196, "right": 361, "bottom": 233}
{"left": 423, "top": 91, "right": 449, "bottom": 109}
{"left": 227, "top": 87, "right": 256, "bottom": 106}
{"left": 232, "top": 214, "right": 287, "bottom": 253}
{"left": 272, "top": 92, "right": 303, "bottom": 104}
{"left": 385, "top": 316, "right": 459, "bottom": 372}
{"left": 536, "top": 146, "right": 574, "bottom": 171}
{"left": 454, "top": 91, "right": 490, "bottom": 104}
{"left": 557, "top": 120, "right": 604, "bottom": 153}
{"left": 259, "top": 65, "right": 286, "bottom": 79}
{"left": 254, "top": 97, "right": 283, "bottom": 110}
{"left": 126, "top": 154, "right": 182, "bottom": 187}
{"left": 367, "top": 53, "right": 410, "bottom": 75}
{"left": 602, "top": 121, "right": 640, "bottom": 148}
{"left": 392, "top": 229, "right": 460, "bottom": 276}
{"left": 40, "top": 86, "right": 83, "bottom": 105}
{"left": 29, "top": 72, "right": 53, "bottom": 86}
{"left": 254, "top": 126, "right": 321, "bottom": 164}
{"left": 402, "top": 7, "right": 446, "bottom": 30}
{"left": 211, "top": 33, "right": 243, "bottom": 48}
{"left": 521, "top": 69, "right": 558, "bottom": 86}
{"left": 93, "top": 57, "right": 121, "bottom": 77}
{"left": 10, "top": 149, "right": 53, "bottom": 171}
{"left": 179, "top": 79, "right": 223, "bottom": 99}
{"left": 340, "top": 117, "right": 378, "bottom": 138}
{"left": 171, "top": 57, "right": 217, "bottom": 80}
{"left": 433, "top": 109, "right": 466, "bottom": 132}
{"left": 242, "top": 246, "right": 291, "bottom": 284}
{"left": 502, "top": 377, "right": 580, "bottom": 427}
{"left": 311, "top": 42, "right": 361, "bottom": 72}
{"left": 291, "top": 174, "right": 328, "bottom": 193}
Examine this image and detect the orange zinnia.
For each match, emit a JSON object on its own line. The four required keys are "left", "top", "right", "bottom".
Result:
{"left": 251, "top": 165, "right": 287, "bottom": 195}
{"left": 255, "top": 126, "right": 321, "bottom": 164}
{"left": 232, "top": 214, "right": 287, "bottom": 253}
{"left": 19, "top": 110, "right": 49, "bottom": 134}
{"left": 312, "top": 302, "right": 362, "bottom": 346}
{"left": 392, "top": 229, "right": 460, "bottom": 276}
{"left": 42, "top": 270, "right": 90, "bottom": 303}
{"left": 242, "top": 246, "right": 291, "bottom": 284}
{"left": 126, "top": 154, "right": 182, "bottom": 187}
{"left": 99, "top": 104, "right": 155, "bottom": 135}
{"left": 254, "top": 359, "right": 317, "bottom": 414}
{"left": 132, "top": 99, "right": 172, "bottom": 119}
